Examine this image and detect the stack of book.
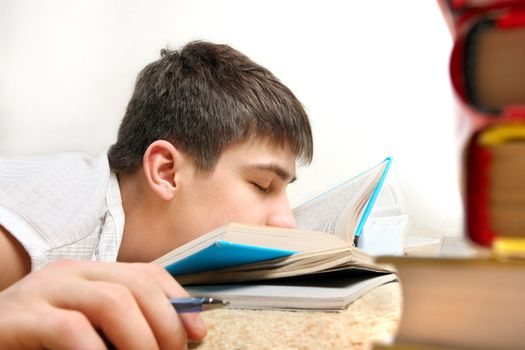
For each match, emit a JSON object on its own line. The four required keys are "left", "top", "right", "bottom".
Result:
{"left": 438, "top": 0, "right": 525, "bottom": 252}
{"left": 372, "top": 1, "right": 525, "bottom": 349}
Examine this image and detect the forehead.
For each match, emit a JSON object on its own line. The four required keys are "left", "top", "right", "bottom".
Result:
{"left": 215, "top": 138, "right": 296, "bottom": 178}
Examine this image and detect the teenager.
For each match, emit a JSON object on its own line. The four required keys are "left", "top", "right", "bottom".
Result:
{"left": 0, "top": 41, "right": 313, "bottom": 349}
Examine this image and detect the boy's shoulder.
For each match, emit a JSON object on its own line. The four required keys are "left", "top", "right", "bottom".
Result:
{"left": 0, "top": 152, "right": 108, "bottom": 171}
{"left": 0, "top": 152, "right": 112, "bottom": 264}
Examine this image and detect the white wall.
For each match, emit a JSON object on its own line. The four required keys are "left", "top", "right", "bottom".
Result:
{"left": 0, "top": 0, "right": 462, "bottom": 237}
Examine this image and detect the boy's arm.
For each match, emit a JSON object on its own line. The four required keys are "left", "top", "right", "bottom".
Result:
{"left": 0, "top": 225, "right": 31, "bottom": 290}
{"left": 0, "top": 227, "right": 207, "bottom": 348}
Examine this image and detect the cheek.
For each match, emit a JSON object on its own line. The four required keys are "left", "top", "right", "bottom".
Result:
{"left": 191, "top": 174, "right": 267, "bottom": 225}
{"left": 206, "top": 187, "right": 264, "bottom": 224}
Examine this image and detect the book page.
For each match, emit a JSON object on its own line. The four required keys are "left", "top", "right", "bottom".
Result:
{"left": 153, "top": 223, "right": 351, "bottom": 268}
{"left": 185, "top": 273, "right": 397, "bottom": 311}
{"left": 358, "top": 214, "right": 409, "bottom": 256}
{"left": 369, "top": 180, "right": 406, "bottom": 218}
{"left": 293, "top": 161, "right": 386, "bottom": 242}
{"left": 357, "top": 177, "right": 410, "bottom": 255}
{"left": 175, "top": 245, "right": 390, "bottom": 285}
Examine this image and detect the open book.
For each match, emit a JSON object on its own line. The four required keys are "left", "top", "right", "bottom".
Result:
{"left": 153, "top": 223, "right": 395, "bottom": 310}
{"left": 293, "top": 157, "right": 393, "bottom": 245}
{"left": 153, "top": 158, "right": 398, "bottom": 310}
{"left": 294, "top": 157, "right": 410, "bottom": 255}
{"left": 186, "top": 272, "right": 396, "bottom": 311}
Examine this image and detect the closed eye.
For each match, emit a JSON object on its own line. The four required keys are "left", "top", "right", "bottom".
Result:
{"left": 252, "top": 182, "right": 270, "bottom": 193}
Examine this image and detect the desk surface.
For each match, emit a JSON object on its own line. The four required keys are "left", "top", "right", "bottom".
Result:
{"left": 193, "top": 282, "right": 401, "bottom": 350}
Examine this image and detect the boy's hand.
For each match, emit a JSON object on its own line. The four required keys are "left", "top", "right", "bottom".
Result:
{"left": 0, "top": 260, "right": 207, "bottom": 349}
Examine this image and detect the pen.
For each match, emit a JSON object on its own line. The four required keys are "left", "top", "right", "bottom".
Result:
{"left": 170, "top": 296, "right": 229, "bottom": 313}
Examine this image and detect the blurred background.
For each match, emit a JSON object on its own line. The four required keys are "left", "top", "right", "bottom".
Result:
{"left": 0, "top": 0, "right": 461, "bottom": 238}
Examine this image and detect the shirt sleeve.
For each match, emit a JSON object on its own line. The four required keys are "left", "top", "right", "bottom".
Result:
{"left": 0, "top": 153, "right": 110, "bottom": 270}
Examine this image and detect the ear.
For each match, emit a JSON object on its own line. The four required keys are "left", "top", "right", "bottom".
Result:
{"left": 143, "top": 140, "right": 186, "bottom": 201}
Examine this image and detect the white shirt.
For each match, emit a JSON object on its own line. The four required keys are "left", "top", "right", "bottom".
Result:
{"left": 0, "top": 153, "right": 124, "bottom": 271}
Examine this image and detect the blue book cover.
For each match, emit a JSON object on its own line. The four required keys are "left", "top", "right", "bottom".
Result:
{"left": 165, "top": 239, "right": 297, "bottom": 276}
{"left": 354, "top": 157, "right": 393, "bottom": 240}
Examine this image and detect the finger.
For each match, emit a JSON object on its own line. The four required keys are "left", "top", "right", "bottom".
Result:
{"left": 75, "top": 262, "right": 190, "bottom": 348}
{"left": 111, "top": 264, "right": 193, "bottom": 349}
{"left": 57, "top": 280, "right": 158, "bottom": 350}
{"left": 40, "top": 309, "right": 106, "bottom": 350}
{"left": 57, "top": 260, "right": 202, "bottom": 347}
{"left": 131, "top": 263, "right": 208, "bottom": 341}
{"left": 82, "top": 261, "right": 205, "bottom": 345}
{"left": 34, "top": 307, "right": 106, "bottom": 350}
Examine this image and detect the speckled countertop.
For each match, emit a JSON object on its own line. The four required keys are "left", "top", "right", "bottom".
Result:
{"left": 192, "top": 282, "right": 401, "bottom": 350}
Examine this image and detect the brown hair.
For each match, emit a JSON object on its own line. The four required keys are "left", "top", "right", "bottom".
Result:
{"left": 108, "top": 41, "right": 313, "bottom": 173}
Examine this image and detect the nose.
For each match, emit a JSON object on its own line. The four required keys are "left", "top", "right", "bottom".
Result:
{"left": 265, "top": 195, "right": 297, "bottom": 229}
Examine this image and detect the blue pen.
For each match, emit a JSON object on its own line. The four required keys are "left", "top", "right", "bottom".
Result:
{"left": 170, "top": 296, "right": 229, "bottom": 313}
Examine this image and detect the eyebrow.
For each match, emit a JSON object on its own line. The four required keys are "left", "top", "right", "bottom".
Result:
{"left": 243, "top": 163, "right": 297, "bottom": 183}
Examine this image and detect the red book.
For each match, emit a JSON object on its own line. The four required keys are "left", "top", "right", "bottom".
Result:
{"left": 439, "top": 0, "right": 525, "bottom": 249}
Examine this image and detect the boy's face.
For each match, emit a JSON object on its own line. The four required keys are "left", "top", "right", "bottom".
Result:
{"left": 156, "top": 138, "right": 298, "bottom": 257}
